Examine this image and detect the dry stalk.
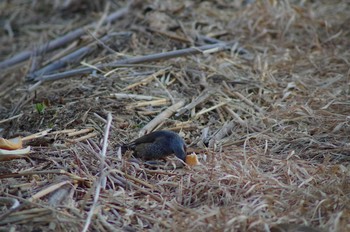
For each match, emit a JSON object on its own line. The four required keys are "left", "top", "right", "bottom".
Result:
{"left": 140, "top": 100, "right": 186, "bottom": 135}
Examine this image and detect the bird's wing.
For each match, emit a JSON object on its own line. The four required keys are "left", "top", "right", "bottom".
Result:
{"left": 129, "top": 131, "right": 164, "bottom": 146}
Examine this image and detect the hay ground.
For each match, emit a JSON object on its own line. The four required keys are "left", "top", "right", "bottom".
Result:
{"left": 0, "top": 0, "right": 349, "bottom": 231}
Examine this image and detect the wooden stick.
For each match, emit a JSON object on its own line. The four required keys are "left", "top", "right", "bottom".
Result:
{"left": 29, "top": 180, "right": 71, "bottom": 201}
{"left": 195, "top": 100, "right": 230, "bottom": 118}
{"left": 139, "top": 100, "right": 186, "bottom": 136}
{"left": 196, "top": 34, "right": 251, "bottom": 57}
{"left": 26, "top": 34, "right": 117, "bottom": 81}
{"left": 0, "top": 4, "right": 131, "bottom": 69}
{"left": 208, "top": 121, "right": 235, "bottom": 148}
{"left": 111, "top": 169, "right": 155, "bottom": 189}
{"left": 33, "top": 42, "right": 234, "bottom": 82}
{"left": 232, "top": 91, "right": 264, "bottom": 113}
{"left": 122, "top": 68, "right": 169, "bottom": 90}
{"left": 100, "top": 113, "right": 113, "bottom": 189}
{"left": 111, "top": 93, "right": 161, "bottom": 100}
{"left": 129, "top": 99, "right": 169, "bottom": 108}
{"left": 67, "top": 128, "right": 94, "bottom": 137}
{"left": 82, "top": 111, "right": 112, "bottom": 232}
{"left": 0, "top": 114, "right": 23, "bottom": 124}
{"left": 82, "top": 176, "right": 103, "bottom": 232}
{"left": 153, "top": 74, "right": 175, "bottom": 104}
{"left": 109, "top": 42, "right": 232, "bottom": 66}
{"left": 66, "top": 132, "right": 98, "bottom": 143}
{"left": 223, "top": 105, "right": 248, "bottom": 127}
{"left": 176, "top": 88, "right": 215, "bottom": 116}
{"left": 0, "top": 170, "right": 87, "bottom": 182}
{"left": 22, "top": 129, "right": 52, "bottom": 141}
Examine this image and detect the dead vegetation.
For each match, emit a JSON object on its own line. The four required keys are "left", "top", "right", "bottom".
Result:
{"left": 0, "top": 0, "right": 349, "bottom": 231}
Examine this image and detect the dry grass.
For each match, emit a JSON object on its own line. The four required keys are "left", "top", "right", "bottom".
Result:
{"left": 0, "top": 0, "right": 349, "bottom": 231}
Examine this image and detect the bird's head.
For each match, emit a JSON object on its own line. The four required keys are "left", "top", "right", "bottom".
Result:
{"left": 171, "top": 140, "right": 187, "bottom": 162}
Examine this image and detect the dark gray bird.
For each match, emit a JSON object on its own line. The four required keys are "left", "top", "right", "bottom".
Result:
{"left": 122, "top": 130, "right": 187, "bottom": 161}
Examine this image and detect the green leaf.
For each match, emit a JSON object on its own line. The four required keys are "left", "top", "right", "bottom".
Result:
{"left": 35, "top": 103, "right": 46, "bottom": 114}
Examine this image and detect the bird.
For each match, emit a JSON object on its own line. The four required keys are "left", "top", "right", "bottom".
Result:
{"left": 122, "top": 130, "right": 187, "bottom": 162}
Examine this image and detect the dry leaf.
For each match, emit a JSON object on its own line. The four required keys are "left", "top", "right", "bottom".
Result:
{"left": 0, "top": 146, "right": 31, "bottom": 161}
{"left": 0, "top": 137, "right": 23, "bottom": 150}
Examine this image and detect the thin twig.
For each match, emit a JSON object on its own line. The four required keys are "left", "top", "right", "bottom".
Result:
{"left": 140, "top": 100, "right": 186, "bottom": 136}
{"left": 0, "top": 114, "right": 23, "bottom": 124}
{"left": 33, "top": 42, "right": 235, "bottom": 82}
{"left": 100, "top": 112, "right": 113, "bottom": 189}
{"left": 153, "top": 74, "right": 175, "bottom": 104}
{"left": 81, "top": 111, "right": 113, "bottom": 232}
{"left": 111, "top": 93, "right": 161, "bottom": 100}
{"left": 195, "top": 100, "right": 231, "bottom": 118}
{"left": 208, "top": 121, "right": 235, "bottom": 148}
{"left": 81, "top": 175, "right": 103, "bottom": 232}
{"left": 196, "top": 34, "right": 251, "bottom": 57}
{"left": 176, "top": 88, "right": 215, "bottom": 116}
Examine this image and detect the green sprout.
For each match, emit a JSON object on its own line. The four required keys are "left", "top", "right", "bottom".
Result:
{"left": 35, "top": 103, "right": 46, "bottom": 114}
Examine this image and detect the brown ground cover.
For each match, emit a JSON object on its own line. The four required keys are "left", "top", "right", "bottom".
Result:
{"left": 0, "top": 0, "right": 349, "bottom": 231}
